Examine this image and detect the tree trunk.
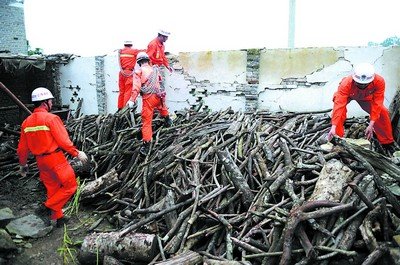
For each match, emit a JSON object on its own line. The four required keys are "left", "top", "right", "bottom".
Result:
{"left": 309, "top": 158, "right": 353, "bottom": 202}
{"left": 78, "top": 232, "right": 157, "bottom": 264}
{"left": 80, "top": 168, "right": 119, "bottom": 200}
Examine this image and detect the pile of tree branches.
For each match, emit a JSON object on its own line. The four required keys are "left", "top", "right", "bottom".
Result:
{"left": 1, "top": 107, "right": 400, "bottom": 264}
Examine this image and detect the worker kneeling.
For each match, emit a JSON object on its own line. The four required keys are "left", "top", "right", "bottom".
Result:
{"left": 126, "top": 52, "right": 173, "bottom": 156}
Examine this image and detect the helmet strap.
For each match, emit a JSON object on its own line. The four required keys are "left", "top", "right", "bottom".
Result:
{"left": 354, "top": 82, "right": 369, "bottom": 90}
{"left": 43, "top": 99, "right": 52, "bottom": 111}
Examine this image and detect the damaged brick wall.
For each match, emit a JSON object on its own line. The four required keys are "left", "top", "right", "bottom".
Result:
{"left": 0, "top": 0, "right": 28, "bottom": 54}
{"left": 57, "top": 46, "right": 400, "bottom": 117}
{"left": 95, "top": 56, "right": 106, "bottom": 114}
{"left": 244, "top": 49, "right": 260, "bottom": 111}
{"left": 172, "top": 47, "right": 399, "bottom": 115}
{"left": 176, "top": 50, "right": 248, "bottom": 113}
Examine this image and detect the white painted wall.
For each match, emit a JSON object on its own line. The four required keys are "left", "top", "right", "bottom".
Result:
{"left": 103, "top": 52, "right": 119, "bottom": 114}
{"left": 59, "top": 57, "right": 98, "bottom": 115}
{"left": 163, "top": 70, "right": 195, "bottom": 113}
{"left": 58, "top": 46, "right": 400, "bottom": 119}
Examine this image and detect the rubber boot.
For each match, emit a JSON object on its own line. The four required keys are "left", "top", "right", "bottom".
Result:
{"left": 139, "top": 141, "right": 151, "bottom": 156}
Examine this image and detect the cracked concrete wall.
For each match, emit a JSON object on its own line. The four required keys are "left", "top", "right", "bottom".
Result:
{"left": 255, "top": 46, "right": 399, "bottom": 116}
{"left": 177, "top": 51, "right": 247, "bottom": 111}
{"left": 57, "top": 46, "right": 400, "bottom": 118}
{"left": 258, "top": 47, "right": 345, "bottom": 113}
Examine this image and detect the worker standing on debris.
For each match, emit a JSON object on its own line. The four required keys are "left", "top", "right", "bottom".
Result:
{"left": 147, "top": 29, "right": 173, "bottom": 91}
{"left": 118, "top": 40, "right": 141, "bottom": 110}
{"left": 17, "top": 87, "right": 88, "bottom": 227}
{"left": 126, "top": 52, "right": 173, "bottom": 155}
{"left": 147, "top": 30, "right": 173, "bottom": 72}
{"left": 327, "top": 63, "right": 397, "bottom": 154}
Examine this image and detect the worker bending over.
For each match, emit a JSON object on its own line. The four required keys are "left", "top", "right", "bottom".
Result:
{"left": 126, "top": 52, "right": 173, "bottom": 155}
{"left": 327, "top": 63, "right": 397, "bottom": 154}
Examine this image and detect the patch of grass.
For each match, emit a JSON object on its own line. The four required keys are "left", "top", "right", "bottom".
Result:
{"left": 65, "top": 177, "right": 84, "bottom": 216}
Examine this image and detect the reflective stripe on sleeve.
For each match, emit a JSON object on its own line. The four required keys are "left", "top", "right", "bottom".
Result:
{"left": 24, "top": 125, "right": 50, "bottom": 133}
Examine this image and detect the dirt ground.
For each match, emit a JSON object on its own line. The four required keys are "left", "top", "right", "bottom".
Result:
{"left": 0, "top": 175, "right": 99, "bottom": 265}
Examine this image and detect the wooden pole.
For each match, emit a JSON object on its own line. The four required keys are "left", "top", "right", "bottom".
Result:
{"left": 0, "top": 82, "right": 32, "bottom": 115}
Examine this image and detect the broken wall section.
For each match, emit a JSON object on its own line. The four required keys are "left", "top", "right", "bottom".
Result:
{"left": 0, "top": 56, "right": 58, "bottom": 125}
{"left": 256, "top": 46, "right": 400, "bottom": 116}
{"left": 58, "top": 46, "right": 400, "bottom": 120}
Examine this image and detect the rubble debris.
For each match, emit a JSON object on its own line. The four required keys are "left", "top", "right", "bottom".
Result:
{"left": 1, "top": 107, "right": 400, "bottom": 264}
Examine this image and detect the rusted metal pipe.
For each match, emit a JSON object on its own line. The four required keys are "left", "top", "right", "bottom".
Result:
{"left": 0, "top": 82, "right": 32, "bottom": 115}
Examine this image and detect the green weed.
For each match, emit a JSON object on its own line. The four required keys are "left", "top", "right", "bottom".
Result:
{"left": 57, "top": 225, "right": 80, "bottom": 264}
{"left": 65, "top": 177, "right": 84, "bottom": 216}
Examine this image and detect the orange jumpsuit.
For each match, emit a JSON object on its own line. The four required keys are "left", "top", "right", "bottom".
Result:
{"left": 118, "top": 47, "right": 141, "bottom": 109}
{"left": 136, "top": 65, "right": 169, "bottom": 142}
{"left": 331, "top": 74, "right": 394, "bottom": 144}
{"left": 146, "top": 38, "right": 170, "bottom": 68}
{"left": 17, "top": 107, "right": 80, "bottom": 220}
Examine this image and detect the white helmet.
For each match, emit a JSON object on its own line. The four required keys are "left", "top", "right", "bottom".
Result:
{"left": 124, "top": 40, "right": 133, "bottom": 46}
{"left": 352, "top": 63, "right": 375, "bottom": 84}
{"left": 158, "top": 29, "right": 170, "bottom": 37}
{"left": 136, "top": 52, "right": 150, "bottom": 63}
{"left": 31, "top": 87, "right": 54, "bottom": 102}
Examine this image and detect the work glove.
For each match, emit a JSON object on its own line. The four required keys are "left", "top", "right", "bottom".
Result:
{"left": 77, "top": 151, "right": 88, "bottom": 163}
{"left": 19, "top": 164, "right": 29, "bottom": 177}
{"left": 365, "top": 121, "right": 375, "bottom": 141}
{"left": 326, "top": 125, "right": 337, "bottom": 142}
{"left": 126, "top": 100, "right": 137, "bottom": 109}
{"left": 164, "top": 115, "right": 173, "bottom": 127}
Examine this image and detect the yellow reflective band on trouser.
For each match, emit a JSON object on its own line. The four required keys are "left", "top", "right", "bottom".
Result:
{"left": 24, "top": 125, "right": 50, "bottom": 133}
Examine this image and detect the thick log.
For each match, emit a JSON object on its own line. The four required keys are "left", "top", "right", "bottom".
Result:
{"left": 78, "top": 232, "right": 157, "bottom": 264}
{"left": 347, "top": 141, "right": 400, "bottom": 181}
{"left": 80, "top": 168, "right": 119, "bottom": 200}
{"left": 223, "top": 120, "right": 242, "bottom": 140}
{"left": 309, "top": 159, "right": 353, "bottom": 202}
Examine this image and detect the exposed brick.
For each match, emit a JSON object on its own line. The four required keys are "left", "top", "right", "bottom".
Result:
{"left": 0, "top": 0, "right": 28, "bottom": 55}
